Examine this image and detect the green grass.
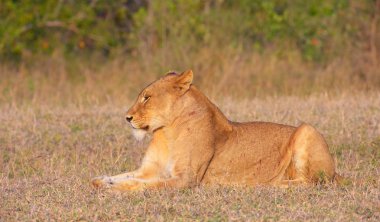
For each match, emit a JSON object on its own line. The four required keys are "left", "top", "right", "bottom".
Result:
{"left": 1, "top": 92, "right": 379, "bottom": 221}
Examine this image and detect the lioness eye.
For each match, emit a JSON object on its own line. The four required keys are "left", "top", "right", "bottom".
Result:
{"left": 142, "top": 96, "right": 150, "bottom": 103}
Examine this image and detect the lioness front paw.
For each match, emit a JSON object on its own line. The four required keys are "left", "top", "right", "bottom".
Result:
{"left": 91, "top": 175, "right": 114, "bottom": 188}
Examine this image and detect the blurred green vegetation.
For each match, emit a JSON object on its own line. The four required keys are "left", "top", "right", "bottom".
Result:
{"left": 0, "top": 0, "right": 377, "bottom": 63}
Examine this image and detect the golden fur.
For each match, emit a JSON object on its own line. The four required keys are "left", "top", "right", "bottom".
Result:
{"left": 92, "top": 70, "right": 342, "bottom": 191}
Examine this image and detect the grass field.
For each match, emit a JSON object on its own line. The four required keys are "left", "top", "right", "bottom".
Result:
{"left": 1, "top": 0, "right": 379, "bottom": 220}
{"left": 1, "top": 90, "right": 379, "bottom": 221}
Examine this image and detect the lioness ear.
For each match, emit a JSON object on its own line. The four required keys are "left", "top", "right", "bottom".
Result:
{"left": 165, "top": 71, "right": 178, "bottom": 76}
{"left": 173, "top": 69, "right": 193, "bottom": 92}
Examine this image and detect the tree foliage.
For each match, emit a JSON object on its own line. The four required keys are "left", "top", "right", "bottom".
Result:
{"left": 0, "top": 0, "right": 377, "bottom": 62}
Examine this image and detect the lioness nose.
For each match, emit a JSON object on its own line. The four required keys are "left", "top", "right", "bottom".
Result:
{"left": 126, "top": 115, "right": 133, "bottom": 122}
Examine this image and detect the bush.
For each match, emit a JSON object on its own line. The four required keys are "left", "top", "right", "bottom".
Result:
{"left": 0, "top": 0, "right": 377, "bottom": 63}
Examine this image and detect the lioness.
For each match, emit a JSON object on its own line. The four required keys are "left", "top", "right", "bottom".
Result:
{"left": 92, "top": 70, "right": 343, "bottom": 191}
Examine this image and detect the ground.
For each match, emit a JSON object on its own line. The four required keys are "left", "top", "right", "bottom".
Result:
{"left": 1, "top": 92, "right": 379, "bottom": 221}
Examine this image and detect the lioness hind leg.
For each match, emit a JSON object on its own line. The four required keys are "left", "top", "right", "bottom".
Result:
{"left": 287, "top": 124, "right": 335, "bottom": 184}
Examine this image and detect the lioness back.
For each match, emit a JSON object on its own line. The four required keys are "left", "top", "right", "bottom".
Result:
{"left": 203, "top": 122, "right": 295, "bottom": 185}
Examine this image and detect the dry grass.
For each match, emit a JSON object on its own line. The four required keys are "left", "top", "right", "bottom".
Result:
{"left": 1, "top": 45, "right": 379, "bottom": 107}
{"left": 1, "top": 90, "right": 379, "bottom": 221}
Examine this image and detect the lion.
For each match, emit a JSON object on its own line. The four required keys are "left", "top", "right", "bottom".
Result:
{"left": 91, "top": 70, "right": 344, "bottom": 191}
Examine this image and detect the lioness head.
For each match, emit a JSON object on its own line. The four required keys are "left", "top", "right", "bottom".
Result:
{"left": 125, "top": 70, "right": 193, "bottom": 140}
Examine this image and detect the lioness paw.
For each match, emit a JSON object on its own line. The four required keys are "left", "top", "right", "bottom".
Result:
{"left": 110, "top": 180, "right": 143, "bottom": 191}
{"left": 91, "top": 175, "right": 114, "bottom": 188}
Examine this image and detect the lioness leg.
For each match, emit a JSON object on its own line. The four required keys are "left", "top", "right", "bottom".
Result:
{"left": 286, "top": 124, "right": 335, "bottom": 183}
{"left": 91, "top": 165, "right": 160, "bottom": 189}
{"left": 92, "top": 129, "right": 169, "bottom": 189}
{"left": 109, "top": 150, "right": 213, "bottom": 191}
{"left": 109, "top": 176, "right": 192, "bottom": 191}
{"left": 91, "top": 172, "right": 136, "bottom": 188}
{"left": 108, "top": 158, "right": 208, "bottom": 191}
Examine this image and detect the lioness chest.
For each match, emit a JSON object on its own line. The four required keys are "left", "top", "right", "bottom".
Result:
{"left": 202, "top": 122, "right": 295, "bottom": 185}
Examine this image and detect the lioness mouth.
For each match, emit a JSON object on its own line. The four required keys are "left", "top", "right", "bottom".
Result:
{"left": 132, "top": 125, "right": 149, "bottom": 131}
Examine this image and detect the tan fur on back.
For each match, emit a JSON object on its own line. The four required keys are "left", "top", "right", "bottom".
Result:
{"left": 91, "top": 70, "right": 341, "bottom": 191}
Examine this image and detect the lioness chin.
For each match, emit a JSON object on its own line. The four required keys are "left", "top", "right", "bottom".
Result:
{"left": 92, "top": 70, "right": 343, "bottom": 191}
